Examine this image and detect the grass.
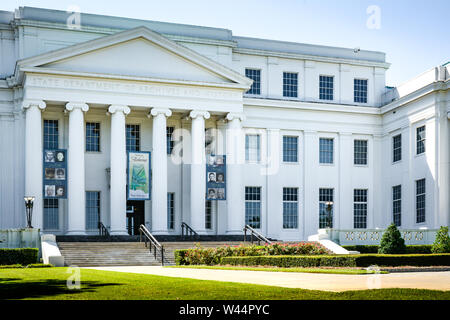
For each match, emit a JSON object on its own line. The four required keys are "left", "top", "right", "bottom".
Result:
{"left": 169, "top": 265, "right": 389, "bottom": 274}
{"left": 1, "top": 267, "right": 449, "bottom": 300}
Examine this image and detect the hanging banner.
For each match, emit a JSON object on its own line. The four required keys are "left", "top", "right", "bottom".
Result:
{"left": 43, "top": 149, "right": 67, "bottom": 199}
{"left": 206, "top": 154, "right": 226, "bottom": 200}
{"left": 127, "top": 151, "right": 151, "bottom": 200}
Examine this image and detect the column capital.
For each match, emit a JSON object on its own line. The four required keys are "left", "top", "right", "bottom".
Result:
{"left": 108, "top": 105, "right": 131, "bottom": 115}
{"left": 150, "top": 107, "right": 172, "bottom": 118}
{"left": 66, "top": 102, "right": 89, "bottom": 112}
{"left": 22, "top": 100, "right": 46, "bottom": 111}
{"left": 226, "top": 112, "right": 246, "bottom": 122}
{"left": 189, "top": 110, "right": 210, "bottom": 120}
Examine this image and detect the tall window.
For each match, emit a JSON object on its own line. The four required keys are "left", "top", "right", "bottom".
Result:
{"left": 43, "top": 199, "right": 59, "bottom": 230}
{"left": 43, "top": 119, "right": 59, "bottom": 149}
{"left": 319, "top": 75, "right": 334, "bottom": 100}
{"left": 283, "top": 136, "right": 298, "bottom": 162}
{"left": 393, "top": 185, "right": 401, "bottom": 227}
{"left": 416, "top": 179, "right": 426, "bottom": 223}
{"left": 319, "top": 188, "right": 333, "bottom": 228}
{"left": 205, "top": 200, "right": 212, "bottom": 230}
{"left": 43, "top": 120, "right": 59, "bottom": 230}
{"left": 86, "top": 191, "right": 100, "bottom": 230}
{"left": 86, "top": 122, "right": 100, "bottom": 152}
{"left": 416, "top": 126, "right": 426, "bottom": 155}
{"left": 283, "top": 188, "right": 298, "bottom": 229}
{"left": 245, "top": 134, "right": 260, "bottom": 162}
{"left": 393, "top": 134, "right": 402, "bottom": 162}
{"left": 167, "top": 126, "right": 175, "bottom": 155}
{"left": 354, "top": 140, "right": 368, "bottom": 165}
{"left": 245, "top": 187, "right": 261, "bottom": 229}
{"left": 283, "top": 72, "right": 298, "bottom": 98}
{"left": 245, "top": 68, "right": 261, "bottom": 95}
{"left": 167, "top": 193, "right": 175, "bottom": 230}
{"left": 126, "top": 124, "right": 140, "bottom": 152}
{"left": 353, "top": 189, "right": 368, "bottom": 229}
{"left": 354, "top": 79, "right": 368, "bottom": 103}
{"left": 319, "top": 138, "right": 334, "bottom": 164}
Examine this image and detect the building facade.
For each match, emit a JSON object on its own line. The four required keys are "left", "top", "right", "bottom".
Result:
{"left": 0, "top": 7, "right": 448, "bottom": 242}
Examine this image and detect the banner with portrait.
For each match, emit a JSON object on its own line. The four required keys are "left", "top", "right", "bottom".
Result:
{"left": 43, "top": 149, "right": 67, "bottom": 199}
{"left": 206, "top": 154, "right": 226, "bottom": 200}
{"left": 127, "top": 151, "right": 151, "bottom": 200}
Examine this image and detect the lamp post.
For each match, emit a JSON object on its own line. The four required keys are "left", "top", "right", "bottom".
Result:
{"left": 325, "top": 201, "right": 333, "bottom": 229}
{"left": 24, "top": 196, "right": 35, "bottom": 228}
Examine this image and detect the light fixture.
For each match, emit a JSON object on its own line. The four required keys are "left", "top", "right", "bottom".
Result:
{"left": 24, "top": 196, "right": 35, "bottom": 228}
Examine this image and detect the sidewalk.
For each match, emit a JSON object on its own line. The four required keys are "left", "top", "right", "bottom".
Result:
{"left": 87, "top": 266, "right": 450, "bottom": 292}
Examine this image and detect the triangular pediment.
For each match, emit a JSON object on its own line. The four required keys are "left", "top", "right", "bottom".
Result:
{"left": 17, "top": 27, "right": 252, "bottom": 88}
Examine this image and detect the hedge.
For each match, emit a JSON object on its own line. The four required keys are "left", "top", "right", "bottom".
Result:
{"left": 0, "top": 248, "right": 39, "bottom": 265}
{"left": 342, "top": 245, "right": 432, "bottom": 254}
{"left": 174, "top": 242, "right": 331, "bottom": 266}
{"left": 220, "top": 253, "right": 450, "bottom": 268}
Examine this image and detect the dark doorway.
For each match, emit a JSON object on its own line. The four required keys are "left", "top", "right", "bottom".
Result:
{"left": 126, "top": 200, "right": 145, "bottom": 235}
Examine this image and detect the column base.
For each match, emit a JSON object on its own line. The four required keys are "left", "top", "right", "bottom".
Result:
{"left": 66, "top": 230, "right": 87, "bottom": 236}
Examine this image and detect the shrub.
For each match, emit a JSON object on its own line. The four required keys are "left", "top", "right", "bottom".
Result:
{"left": 0, "top": 248, "right": 39, "bottom": 265}
{"left": 221, "top": 254, "right": 450, "bottom": 268}
{"left": 378, "top": 224, "right": 406, "bottom": 254}
{"left": 431, "top": 226, "right": 450, "bottom": 253}
{"left": 0, "top": 264, "right": 23, "bottom": 269}
{"left": 26, "top": 263, "right": 54, "bottom": 268}
{"left": 343, "top": 245, "right": 432, "bottom": 254}
{"left": 175, "top": 242, "right": 330, "bottom": 265}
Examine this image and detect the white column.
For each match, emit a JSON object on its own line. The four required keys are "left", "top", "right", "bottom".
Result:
{"left": 23, "top": 100, "right": 46, "bottom": 230}
{"left": 65, "top": 102, "right": 89, "bottom": 235}
{"left": 225, "top": 113, "right": 245, "bottom": 234}
{"left": 108, "top": 105, "right": 131, "bottom": 235}
{"left": 150, "top": 108, "right": 172, "bottom": 234}
{"left": 189, "top": 110, "right": 210, "bottom": 234}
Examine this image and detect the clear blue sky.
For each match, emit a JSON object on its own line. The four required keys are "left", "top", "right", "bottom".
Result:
{"left": 2, "top": 0, "right": 449, "bottom": 86}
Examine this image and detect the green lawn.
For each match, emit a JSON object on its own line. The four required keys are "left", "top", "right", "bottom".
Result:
{"left": 169, "top": 265, "right": 388, "bottom": 274}
{"left": 0, "top": 267, "right": 449, "bottom": 300}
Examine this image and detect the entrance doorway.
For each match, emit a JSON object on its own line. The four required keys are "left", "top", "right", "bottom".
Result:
{"left": 126, "top": 200, "right": 145, "bottom": 235}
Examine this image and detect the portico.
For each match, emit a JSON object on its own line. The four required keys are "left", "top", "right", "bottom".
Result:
{"left": 17, "top": 26, "right": 251, "bottom": 236}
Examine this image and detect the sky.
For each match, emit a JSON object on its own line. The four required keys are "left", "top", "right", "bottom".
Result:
{"left": 2, "top": 0, "right": 449, "bottom": 87}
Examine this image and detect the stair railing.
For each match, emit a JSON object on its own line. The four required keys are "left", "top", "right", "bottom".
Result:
{"left": 243, "top": 225, "right": 272, "bottom": 245}
{"left": 98, "top": 222, "right": 110, "bottom": 237}
{"left": 139, "top": 224, "right": 165, "bottom": 266}
{"left": 181, "top": 222, "right": 199, "bottom": 240}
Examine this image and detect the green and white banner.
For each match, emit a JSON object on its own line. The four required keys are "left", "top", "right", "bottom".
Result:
{"left": 127, "top": 151, "right": 151, "bottom": 200}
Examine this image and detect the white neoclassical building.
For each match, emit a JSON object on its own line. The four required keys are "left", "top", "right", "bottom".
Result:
{"left": 0, "top": 7, "right": 448, "bottom": 243}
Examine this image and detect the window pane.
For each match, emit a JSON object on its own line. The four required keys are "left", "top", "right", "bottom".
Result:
{"left": 126, "top": 124, "right": 140, "bottom": 151}
{"left": 205, "top": 200, "right": 212, "bottom": 229}
{"left": 416, "top": 179, "right": 426, "bottom": 223}
{"left": 245, "top": 134, "right": 260, "bottom": 162}
{"left": 353, "top": 189, "right": 368, "bottom": 228}
{"left": 319, "top": 138, "right": 334, "bottom": 164}
{"left": 86, "top": 191, "right": 100, "bottom": 230}
{"left": 354, "top": 79, "right": 368, "bottom": 103}
{"left": 167, "top": 193, "right": 175, "bottom": 230}
{"left": 354, "top": 140, "right": 368, "bottom": 165}
{"left": 167, "top": 126, "right": 175, "bottom": 155}
{"left": 245, "top": 187, "right": 261, "bottom": 228}
{"left": 283, "top": 188, "right": 298, "bottom": 229}
{"left": 245, "top": 69, "right": 261, "bottom": 95}
{"left": 319, "top": 188, "right": 333, "bottom": 228}
{"left": 283, "top": 72, "right": 298, "bottom": 98}
{"left": 393, "top": 134, "right": 402, "bottom": 162}
{"left": 43, "top": 120, "right": 59, "bottom": 149}
{"left": 86, "top": 122, "right": 100, "bottom": 152}
{"left": 393, "top": 185, "right": 401, "bottom": 226}
{"left": 43, "top": 199, "right": 59, "bottom": 230}
{"left": 283, "top": 136, "right": 298, "bottom": 162}
{"left": 319, "top": 76, "right": 334, "bottom": 100}
{"left": 416, "top": 126, "right": 426, "bottom": 155}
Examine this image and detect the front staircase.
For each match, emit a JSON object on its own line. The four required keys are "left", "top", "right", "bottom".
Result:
{"left": 58, "top": 241, "right": 247, "bottom": 267}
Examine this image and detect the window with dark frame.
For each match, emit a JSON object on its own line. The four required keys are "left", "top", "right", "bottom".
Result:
{"left": 86, "top": 191, "right": 100, "bottom": 230}
{"left": 393, "top": 134, "right": 402, "bottom": 162}
{"left": 245, "top": 134, "right": 261, "bottom": 162}
{"left": 167, "top": 126, "right": 175, "bottom": 155}
{"left": 416, "top": 179, "right": 426, "bottom": 223}
{"left": 354, "top": 79, "right": 368, "bottom": 103}
{"left": 126, "top": 124, "right": 140, "bottom": 152}
{"left": 283, "top": 72, "right": 298, "bottom": 98}
{"left": 205, "top": 200, "right": 212, "bottom": 230}
{"left": 86, "top": 122, "right": 100, "bottom": 152}
{"left": 353, "top": 189, "right": 368, "bottom": 229}
{"left": 416, "top": 126, "right": 426, "bottom": 155}
{"left": 319, "top": 188, "right": 334, "bottom": 228}
{"left": 283, "top": 136, "right": 298, "bottom": 162}
{"left": 245, "top": 187, "right": 261, "bottom": 229}
{"left": 43, "top": 119, "right": 59, "bottom": 230}
{"left": 245, "top": 68, "right": 261, "bottom": 95}
{"left": 43, "top": 119, "right": 59, "bottom": 149}
{"left": 167, "top": 193, "right": 175, "bottom": 230}
{"left": 393, "top": 185, "right": 401, "bottom": 227}
{"left": 354, "top": 140, "right": 368, "bottom": 165}
{"left": 283, "top": 187, "right": 298, "bottom": 229}
{"left": 319, "top": 138, "right": 334, "bottom": 164}
{"left": 319, "top": 75, "right": 334, "bottom": 100}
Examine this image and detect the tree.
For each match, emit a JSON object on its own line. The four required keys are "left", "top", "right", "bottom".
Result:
{"left": 378, "top": 223, "right": 406, "bottom": 254}
{"left": 431, "top": 226, "right": 450, "bottom": 253}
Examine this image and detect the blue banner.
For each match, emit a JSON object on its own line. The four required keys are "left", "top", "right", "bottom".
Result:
{"left": 43, "top": 149, "right": 67, "bottom": 199}
{"left": 206, "top": 154, "right": 226, "bottom": 200}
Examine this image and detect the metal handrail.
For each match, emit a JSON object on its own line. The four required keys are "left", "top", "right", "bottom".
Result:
{"left": 181, "top": 222, "right": 199, "bottom": 239}
{"left": 243, "top": 225, "right": 272, "bottom": 245}
{"left": 139, "top": 224, "right": 165, "bottom": 266}
{"left": 98, "top": 222, "right": 110, "bottom": 237}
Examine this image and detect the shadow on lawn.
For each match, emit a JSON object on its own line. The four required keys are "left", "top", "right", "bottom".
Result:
{"left": 0, "top": 277, "right": 122, "bottom": 300}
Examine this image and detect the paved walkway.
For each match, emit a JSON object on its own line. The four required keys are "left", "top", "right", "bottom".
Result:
{"left": 86, "top": 266, "right": 450, "bottom": 292}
